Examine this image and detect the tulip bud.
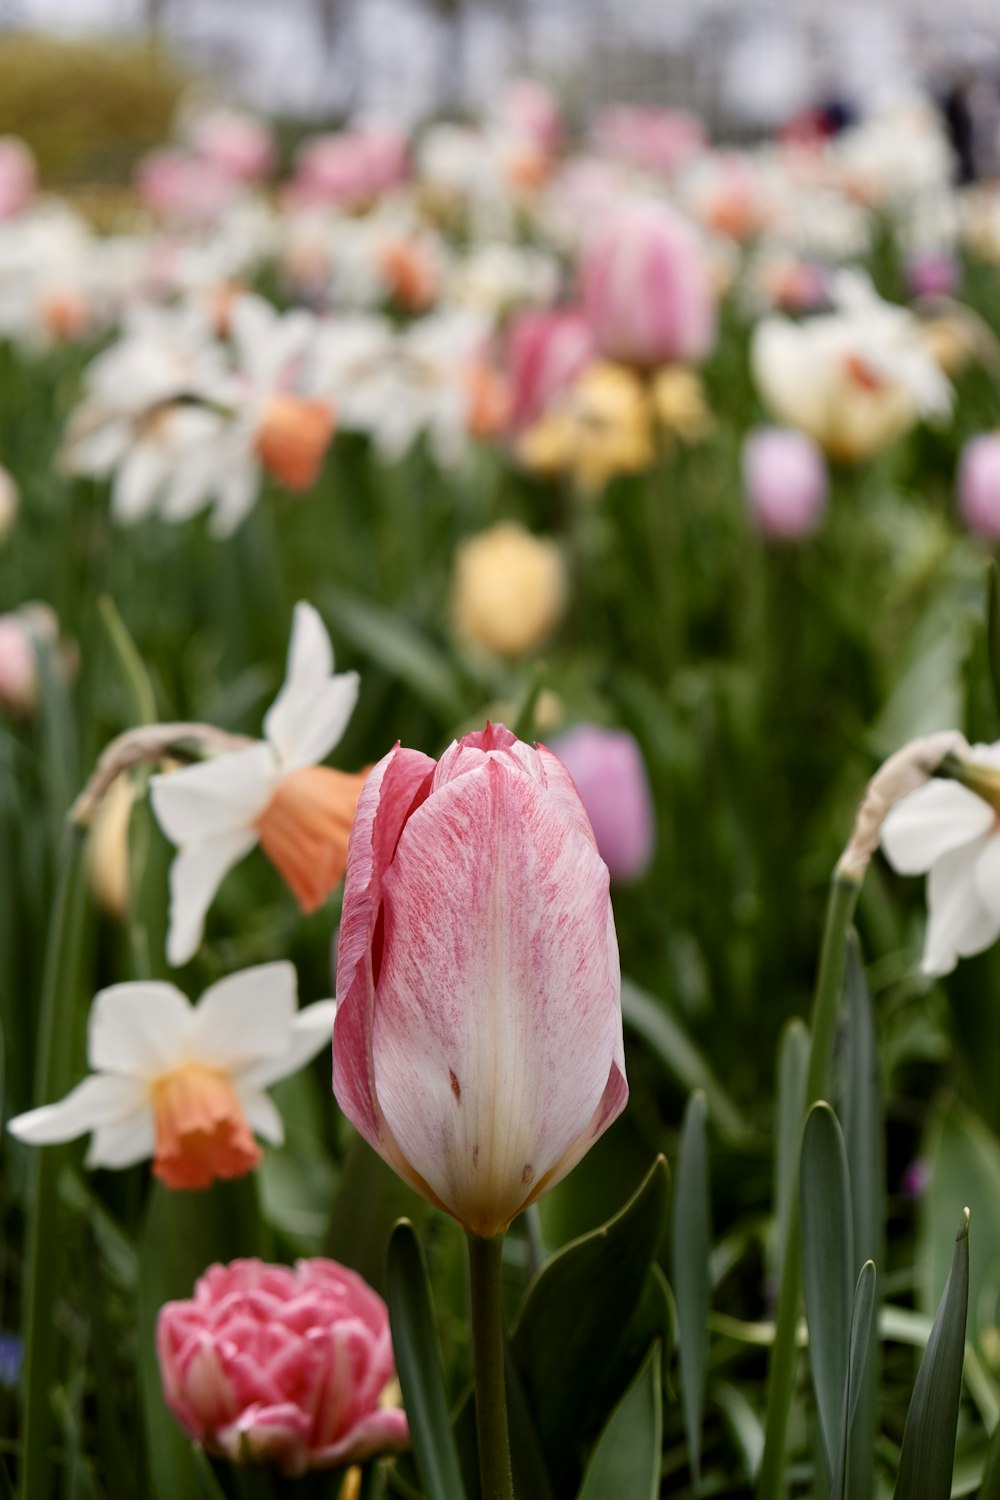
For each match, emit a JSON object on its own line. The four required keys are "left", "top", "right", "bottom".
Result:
{"left": 333, "top": 723, "right": 628, "bottom": 1239}
{"left": 190, "top": 109, "right": 275, "bottom": 184}
{"left": 743, "top": 426, "right": 827, "bottom": 540}
{"left": 905, "top": 249, "right": 959, "bottom": 301}
{"left": 505, "top": 307, "right": 594, "bottom": 436}
{"left": 957, "top": 434, "right": 1000, "bottom": 539}
{"left": 452, "top": 521, "right": 567, "bottom": 657}
{"left": 157, "top": 1258, "right": 408, "bottom": 1475}
{"left": 0, "top": 136, "right": 36, "bottom": 222}
{"left": 580, "top": 199, "right": 716, "bottom": 369}
{"left": 0, "top": 613, "right": 38, "bottom": 716}
{"left": 549, "top": 725, "right": 655, "bottom": 882}
{"left": 0, "top": 464, "right": 18, "bottom": 544}
{"left": 86, "top": 773, "right": 134, "bottom": 919}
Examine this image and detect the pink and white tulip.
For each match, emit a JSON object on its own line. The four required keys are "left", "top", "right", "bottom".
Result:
{"left": 505, "top": 307, "right": 594, "bottom": 435}
{"left": 743, "top": 426, "right": 828, "bottom": 540}
{"left": 592, "top": 105, "right": 706, "bottom": 178}
{"left": 190, "top": 110, "right": 275, "bottom": 185}
{"left": 580, "top": 200, "right": 716, "bottom": 369}
{"left": 290, "top": 127, "right": 409, "bottom": 211}
{"left": 157, "top": 1258, "right": 408, "bottom": 1474}
{"left": 0, "top": 136, "right": 36, "bottom": 222}
{"left": 333, "top": 723, "right": 627, "bottom": 1239}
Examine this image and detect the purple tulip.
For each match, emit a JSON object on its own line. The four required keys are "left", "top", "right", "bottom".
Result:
{"left": 549, "top": 725, "right": 655, "bottom": 883}
{"left": 958, "top": 434, "right": 1000, "bottom": 539}
{"left": 743, "top": 426, "right": 828, "bottom": 540}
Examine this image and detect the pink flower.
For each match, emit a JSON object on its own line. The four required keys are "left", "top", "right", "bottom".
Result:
{"left": 905, "top": 250, "right": 959, "bottom": 301}
{"left": 157, "top": 1258, "right": 408, "bottom": 1476}
{"left": 580, "top": 200, "right": 716, "bottom": 369}
{"left": 0, "top": 136, "right": 36, "bottom": 222}
{"left": 0, "top": 613, "right": 37, "bottom": 715}
{"left": 505, "top": 307, "right": 594, "bottom": 435}
{"left": 136, "top": 149, "right": 236, "bottom": 228}
{"left": 333, "top": 723, "right": 627, "bottom": 1240}
{"left": 498, "top": 80, "right": 563, "bottom": 156}
{"left": 592, "top": 105, "right": 706, "bottom": 177}
{"left": 549, "top": 726, "right": 655, "bottom": 883}
{"left": 289, "top": 127, "right": 409, "bottom": 210}
{"left": 743, "top": 426, "right": 828, "bottom": 540}
{"left": 191, "top": 110, "right": 275, "bottom": 184}
{"left": 957, "top": 434, "right": 1000, "bottom": 539}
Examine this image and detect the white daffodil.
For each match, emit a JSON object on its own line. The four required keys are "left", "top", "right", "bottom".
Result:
{"left": 881, "top": 744, "right": 1000, "bottom": 976}
{"left": 7, "top": 962, "right": 336, "bottom": 1190}
{"left": 151, "top": 601, "right": 364, "bottom": 967}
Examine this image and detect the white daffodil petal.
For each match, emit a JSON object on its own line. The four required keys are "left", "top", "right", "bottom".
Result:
{"left": 150, "top": 743, "right": 277, "bottom": 845}
{"left": 975, "top": 834, "right": 1000, "bottom": 920}
{"left": 923, "top": 838, "right": 1000, "bottom": 976}
{"left": 111, "top": 442, "right": 168, "bottom": 524}
{"left": 8, "top": 1075, "right": 147, "bottom": 1145}
{"left": 86, "top": 1109, "right": 156, "bottom": 1170}
{"left": 240, "top": 999, "right": 337, "bottom": 1089}
{"left": 267, "top": 673, "right": 360, "bottom": 773}
{"left": 192, "top": 962, "right": 299, "bottom": 1071}
{"left": 89, "top": 982, "right": 193, "bottom": 1074}
{"left": 209, "top": 457, "right": 260, "bottom": 538}
{"left": 881, "top": 779, "right": 995, "bottom": 875}
{"left": 165, "top": 829, "right": 260, "bottom": 968}
{"left": 238, "top": 1087, "right": 285, "bottom": 1146}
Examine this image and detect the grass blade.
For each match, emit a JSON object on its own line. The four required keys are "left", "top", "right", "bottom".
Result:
{"left": 672, "top": 1090, "right": 710, "bottom": 1491}
{"left": 800, "top": 1102, "right": 853, "bottom": 1487}
{"left": 576, "top": 1343, "right": 662, "bottom": 1500}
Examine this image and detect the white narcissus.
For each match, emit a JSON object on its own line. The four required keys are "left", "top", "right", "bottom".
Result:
{"left": 7, "top": 962, "right": 336, "bottom": 1190}
{"left": 151, "top": 601, "right": 364, "bottom": 967}
{"left": 881, "top": 745, "right": 1000, "bottom": 976}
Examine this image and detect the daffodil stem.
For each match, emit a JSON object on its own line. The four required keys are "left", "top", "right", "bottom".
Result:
{"left": 756, "top": 870, "right": 861, "bottom": 1500}
{"left": 20, "top": 821, "right": 89, "bottom": 1500}
{"left": 467, "top": 1232, "right": 514, "bottom": 1500}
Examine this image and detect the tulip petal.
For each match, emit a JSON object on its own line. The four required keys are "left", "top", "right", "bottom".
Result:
{"left": 89, "top": 981, "right": 194, "bottom": 1074}
{"left": 371, "top": 756, "right": 625, "bottom": 1237}
{"left": 151, "top": 743, "right": 277, "bottom": 845}
{"left": 165, "top": 828, "right": 261, "bottom": 968}
{"left": 193, "top": 962, "right": 297, "bottom": 1071}
{"left": 313, "top": 1406, "right": 410, "bottom": 1468}
{"left": 333, "top": 745, "right": 436, "bottom": 1150}
{"left": 242, "top": 999, "right": 337, "bottom": 1089}
{"left": 86, "top": 1107, "right": 156, "bottom": 1169}
{"left": 923, "top": 837, "right": 1000, "bottom": 976}
{"left": 264, "top": 603, "right": 360, "bottom": 771}
{"left": 881, "top": 780, "right": 994, "bottom": 875}
{"left": 8, "top": 1074, "right": 147, "bottom": 1145}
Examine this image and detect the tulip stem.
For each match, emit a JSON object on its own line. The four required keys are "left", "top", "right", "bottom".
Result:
{"left": 467, "top": 1233, "right": 514, "bottom": 1500}
{"left": 756, "top": 869, "right": 861, "bottom": 1500}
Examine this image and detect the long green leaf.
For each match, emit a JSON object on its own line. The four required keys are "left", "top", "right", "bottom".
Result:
{"left": 672, "top": 1090, "right": 710, "bottom": 1491}
{"left": 980, "top": 1415, "right": 1000, "bottom": 1500}
{"left": 322, "top": 585, "right": 465, "bottom": 721}
{"left": 800, "top": 1102, "right": 853, "bottom": 1487}
{"left": 620, "top": 980, "right": 748, "bottom": 1140}
{"left": 98, "top": 594, "right": 157, "bottom": 725}
{"left": 894, "top": 1209, "right": 971, "bottom": 1500}
{"left": 833, "top": 1260, "right": 877, "bottom": 1500}
{"left": 576, "top": 1343, "right": 662, "bottom": 1500}
{"left": 774, "top": 1019, "right": 809, "bottom": 1285}
{"left": 511, "top": 1156, "right": 669, "bottom": 1492}
{"left": 386, "top": 1219, "right": 467, "bottom": 1500}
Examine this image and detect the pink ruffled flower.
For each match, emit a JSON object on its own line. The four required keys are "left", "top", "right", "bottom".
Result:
{"left": 289, "top": 127, "right": 409, "bottom": 210}
{"left": 592, "top": 105, "right": 706, "bottom": 177}
{"left": 191, "top": 110, "right": 275, "bottom": 184}
{"left": 0, "top": 136, "right": 36, "bottom": 222}
{"left": 549, "top": 725, "right": 655, "bottom": 883}
{"left": 580, "top": 200, "right": 716, "bottom": 369}
{"left": 505, "top": 307, "right": 594, "bottom": 435}
{"left": 333, "top": 723, "right": 627, "bottom": 1240}
{"left": 157, "top": 1258, "right": 408, "bottom": 1476}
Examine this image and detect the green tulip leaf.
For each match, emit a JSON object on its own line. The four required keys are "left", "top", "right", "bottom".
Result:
{"left": 322, "top": 585, "right": 465, "bottom": 722}
{"left": 386, "top": 1219, "right": 467, "bottom": 1500}
{"left": 672, "top": 1090, "right": 710, "bottom": 1490}
{"left": 774, "top": 1018, "right": 809, "bottom": 1286}
{"left": 894, "top": 1209, "right": 970, "bottom": 1500}
{"left": 980, "top": 1414, "right": 1000, "bottom": 1500}
{"left": 800, "top": 1102, "right": 853, "bottom": 1488}
{"left": 576, "top": 1342, "right": 662, "bottom": 1500}
{"left": 832, "top": 1260, "right": 877, "bottom": 1500}
{"left": 511, "top": 1155, "right": 669, "bottom": 1490}
{"left": 620, "top": 979, "right": 748, "bottom": 1140}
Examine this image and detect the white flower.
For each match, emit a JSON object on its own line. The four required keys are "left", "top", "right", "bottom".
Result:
{"left": 7, "top": 962, "right": 336, "bottom": 1189}
{"left": 881, "top": 745, "right": 1000, "bottom": 976}
{"left": 151, "top": 601, "right": 362, "bottom": 967}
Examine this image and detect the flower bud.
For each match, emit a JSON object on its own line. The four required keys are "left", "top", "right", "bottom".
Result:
{"left": 157, "top": 1258, "right": 408, "bottom": 1475}
{"left": 957, "top": 434, "right": 1000, "bottom": 539}
{"left": 549, "top": 725, "right": 655, "bottom": 882}
{"left": 190, "top": 110, "right": 275, "bottom": 184}
{"left": 505, "top": 307, "right": 594, "bottom": 436}
{"left": 0, "top": 136, "right": 35, "bottom": 222}
{"left": 87, "top": 773, "right": 134, "bottom": 919}
{"left": 581, "top": 200, "right": 716, "bottom": 368}
{"left": 452, "top": 521, "right": 567, "bottom": 657}
{"left": 743, "top": 426, "right": 827, "bottom": 540}
{"left": 0, "top": 613, "right": 38, "bottom": 715}
{"left": 0, "top": 464, "right": 18, "bottom": 544}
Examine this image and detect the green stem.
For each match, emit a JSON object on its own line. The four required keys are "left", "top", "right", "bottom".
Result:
{"left": 20, "top": 822, "right": 89, "bottom": 1500}
{"left": 756, "top": 871, "right": 861, "bottom": 1500}
{"left": 467, "top": 1233, "right": 514, "bottom": 1500}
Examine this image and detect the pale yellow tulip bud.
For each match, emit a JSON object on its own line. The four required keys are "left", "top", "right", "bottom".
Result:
{"left": 452, "top": 521, "right": 567, "bottom": 657}
{"left": 87, "top": 773, "right": 134, "bottom": 918}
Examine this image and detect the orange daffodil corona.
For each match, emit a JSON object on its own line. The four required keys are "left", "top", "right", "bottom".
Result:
{"left": 151, "top": 601, "right": 365, "bottom": 967}
{"left": 8, "top": 963, "right": 336, "bottom": 1190}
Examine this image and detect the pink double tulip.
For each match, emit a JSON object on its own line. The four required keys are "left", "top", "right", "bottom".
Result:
{"left": 157, "top": 1258, "right": 408, "bottom": 1475}
{"left": 333, "top": 724, "right": 627, "bottom": 1240}
{"left": 580, "top": 200, "right": 716, "bottom": 369}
